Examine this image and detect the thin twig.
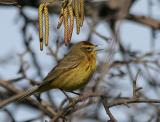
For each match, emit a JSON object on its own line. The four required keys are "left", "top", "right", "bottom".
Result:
{"left": 101, "top": 97, "right": 117, "bottom": 122}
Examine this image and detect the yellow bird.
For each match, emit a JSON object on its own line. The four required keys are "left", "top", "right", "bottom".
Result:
{"left": 18, "top": 41, "right": 97, "bottom": 101}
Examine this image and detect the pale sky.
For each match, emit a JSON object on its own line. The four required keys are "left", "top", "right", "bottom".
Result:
{"left": 0, "top": 0, "right": 160, "bottom": 121}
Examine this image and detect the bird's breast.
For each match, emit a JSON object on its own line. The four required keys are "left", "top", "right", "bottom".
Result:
{"left": 51, "top": 58, "right": 96, "bottom": 91}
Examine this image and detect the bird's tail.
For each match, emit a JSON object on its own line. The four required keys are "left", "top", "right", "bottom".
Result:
{"left": 17, "top": 86, "right": 39, "bottom": 102}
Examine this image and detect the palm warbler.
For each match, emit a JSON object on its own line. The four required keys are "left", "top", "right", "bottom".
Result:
{"left": 18, "top": 41, "right": 97, "bottom": 101}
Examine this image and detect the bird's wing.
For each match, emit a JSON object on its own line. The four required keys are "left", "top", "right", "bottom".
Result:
{"left": 16, "top": 55, "right": 85, "bottom": 101}
{"left": 42, "top": 54, "right": 85, "bottom": 85}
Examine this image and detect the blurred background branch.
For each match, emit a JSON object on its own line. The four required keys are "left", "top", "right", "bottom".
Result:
{"left": 0, "top": 0, "right": 160, "bottom": 121}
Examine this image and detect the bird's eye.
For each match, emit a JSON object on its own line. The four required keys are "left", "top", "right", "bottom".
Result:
{"left": 86, "top": 47, "right": 92, "bottom": 52}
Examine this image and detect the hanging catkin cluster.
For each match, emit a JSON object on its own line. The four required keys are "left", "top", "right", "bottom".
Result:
{"left": 38, "top": 3, "right": 49, "bottom": 51}
{"left": 38, "top": 0, "right": 84, "bottom": 51}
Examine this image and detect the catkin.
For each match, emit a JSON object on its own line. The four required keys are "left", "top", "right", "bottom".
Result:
{"left": 74, "top": 0, "right": 80, "bottom": 34}
{"left": 79, "top": 0, "right": 84, "bottom": 27}
{"left": 44, "top": 4, "right": 49, "bottom": 46}
{"left": 38, "top": 3, "right": 44, "bottom": 50}
{"left": 68, "top": 5, "right": 74, "bottom": 41}
{"left": 63, "top": 7, "right": 69, "bottom": 44}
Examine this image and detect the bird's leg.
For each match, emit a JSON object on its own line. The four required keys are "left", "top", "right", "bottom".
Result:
{"left": 69, "top": 91, "right": 81, "bottom": 96}
{"left": 60, "top": 90, "right": 79, "bottom": 111}
{"left": 61, "top": 90, "right": 71, "bottom": 100}
{"left": 60, "top": 89, "right": 74, "bottom": 104}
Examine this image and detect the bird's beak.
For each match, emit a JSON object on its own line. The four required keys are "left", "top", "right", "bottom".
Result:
{"left": 95, "top": 48, "right": 104, "bottom": 51}
{"left": 94, "top": 45, "right": 104, "bottom": 52}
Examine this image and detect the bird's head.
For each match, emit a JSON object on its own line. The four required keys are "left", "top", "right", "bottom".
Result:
{"left": 70, "top": 41, "right": 97, "bottom": 58}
